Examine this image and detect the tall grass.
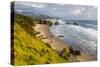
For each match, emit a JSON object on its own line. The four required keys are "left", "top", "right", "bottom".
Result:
{"left": 11, "top": 13, "right": 69, "bottom": 65}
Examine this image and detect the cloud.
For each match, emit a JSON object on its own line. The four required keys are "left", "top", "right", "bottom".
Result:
{"left": 14, "top": 1, "right": 97, "bottom": 20}
{"left": 81, "top": 7, "right": 85, "bottom": 11}
{"left": 52, "top": 7, "right": 57, "bottom": 10}
{"left": 15, "top": 1, "right": 46, "bottom": 8}
{"left": 58, "top": 4, "right": 65, "bottom": 6}
{"left": 31, "top": 4, "right": 46, "bottom": 8}
{"left": 72, "top": 9, "right": 81, "bottom": 16}
{"left": 16, "top": 9, "right": 23, "bottom": 12}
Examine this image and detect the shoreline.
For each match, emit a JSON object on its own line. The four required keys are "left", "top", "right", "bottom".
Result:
{"left": 33, "top": 24, "right": 69, "bottom": 51}
{"left": 33, "top": 24, "right": 97, "bottom": 62}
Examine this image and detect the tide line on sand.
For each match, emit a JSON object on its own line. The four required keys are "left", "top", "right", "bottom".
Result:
{"left": 32, "top": 24, "right": 96, "bottom": 62}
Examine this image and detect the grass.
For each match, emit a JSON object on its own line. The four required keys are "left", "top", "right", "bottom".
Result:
{"left": 11, "top": 13, "right": 70, "bottom": 66}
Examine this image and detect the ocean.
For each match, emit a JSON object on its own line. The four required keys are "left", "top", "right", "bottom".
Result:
{"left": 50, "top": 20, "right": 97, "bottom": 57}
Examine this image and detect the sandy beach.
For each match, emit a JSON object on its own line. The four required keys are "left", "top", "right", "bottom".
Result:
{"left": 33, "top": 24, "right": 69, "bottom": 51}
{"left": 33, "top": 24, "right": 96, "bottom": 62}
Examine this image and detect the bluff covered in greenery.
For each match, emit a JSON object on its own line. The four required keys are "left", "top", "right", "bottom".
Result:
{"left": 11, "top": 13, "right": 71, "bottom": 65}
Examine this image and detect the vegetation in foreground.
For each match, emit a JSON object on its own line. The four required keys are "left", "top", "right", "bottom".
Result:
{"left": 11, "top": 13, "right": 72, "bottom": 65}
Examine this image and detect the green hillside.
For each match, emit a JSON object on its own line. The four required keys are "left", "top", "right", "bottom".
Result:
{"left": 11, "top": 13, "right": 70, "bottom": 66}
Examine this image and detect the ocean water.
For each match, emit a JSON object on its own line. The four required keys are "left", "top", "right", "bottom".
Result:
{"left": 50, "top": 20, "right": 97, "bottom": 57}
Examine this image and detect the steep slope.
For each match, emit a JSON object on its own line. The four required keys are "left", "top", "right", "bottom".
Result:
{"left": 11, "top": 14, "right": 69, "bottom": 65}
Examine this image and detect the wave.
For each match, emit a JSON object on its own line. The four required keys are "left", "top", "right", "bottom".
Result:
{"left": 50, "top": 24, "right": 97, "bottom": 56}
{"left": 86, "top": 24, "right": 97, "bottom": 30}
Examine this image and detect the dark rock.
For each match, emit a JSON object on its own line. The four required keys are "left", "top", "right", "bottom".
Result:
{"left": 73, "top": 22, "right": 79, "bottom": 25}
{"left": 58, "top": 35, "right": 64, "bottom": 37}
{"left": 74, "top": 50, "right": 81, "bottom": 56}
{"left": 55, "top": 21, "right": 60, "bottom": 25}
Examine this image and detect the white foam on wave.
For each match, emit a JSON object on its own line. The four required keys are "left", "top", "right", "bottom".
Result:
{"left": 86, "top": 24, "right": 97, "bottom": 29}
{"left": 69, "top": 25, "right": 97, "bottom": 40}
{"left": 50, "top": 24, "right": 97, "bottom": 56}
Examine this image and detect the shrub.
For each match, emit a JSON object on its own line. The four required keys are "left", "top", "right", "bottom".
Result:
{"left": 69, "top": 46, "right": 74, "bottom": 54}
{"left": 60, "top": 48, "right": 70, "bottom": 60}
{"left": 69, "top": 46, "right": 81, "bottom": 56}
{"left": 45, "top": 61, "right": 50, "bottom": 64}
{"left": 45, "top": 43, "right": 52, "bottom": 48}
{"left": 35, "top": 32, "right": 40, "bottom": 35}
{"left": 47, "top": 21, "right": 53, "bottom": 27}
{"left": 12, "top": 14, "right": 69, "bottom": 65}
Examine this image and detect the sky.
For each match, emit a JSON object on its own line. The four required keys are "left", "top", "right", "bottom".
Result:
{"left": 14, "top": 1, "right": 97, "bottom": 20}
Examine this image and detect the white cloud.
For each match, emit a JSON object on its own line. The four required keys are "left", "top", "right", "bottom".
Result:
{"left": 15, "top": 1, "right": 97, "bottom": 20}
{"left": 58, "top": 4, "right": 65, "bottom": 6}
{"left": 15, "top": 2, "right": 46, "bottom": 8}
{"left": 31, "top": 4, "right": 45, "bottom": 8}
{"left": 72, "top": 9, "right": 81, "bottom": 16}
{"left": 16, "top": 9, "right": 23, "bottom": 12}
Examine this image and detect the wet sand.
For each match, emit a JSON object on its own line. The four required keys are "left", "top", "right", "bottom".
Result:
{"left": 32, "top": 24, "right": 96, "bottom": 62}
{"left": 33, "top": 24, "right": 69, "bottom": 51}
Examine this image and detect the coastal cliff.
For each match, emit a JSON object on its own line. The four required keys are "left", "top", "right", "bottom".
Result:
{"left": 11, "top": 13, "right": 70, "bottom": 65}
{"left": 11, "top": 13, "right": 95, "bottom": 66}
